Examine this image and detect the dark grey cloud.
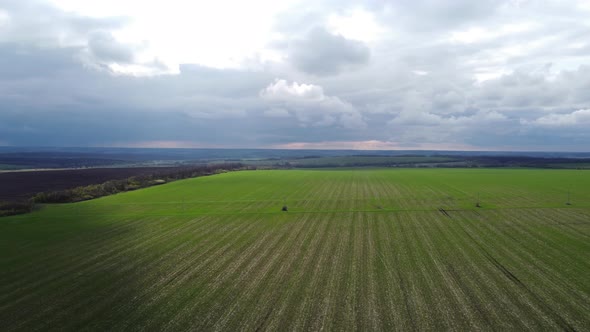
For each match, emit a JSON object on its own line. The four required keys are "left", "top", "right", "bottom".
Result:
{"left": 1, "top": 0, "right": 590, "bottom": 151}
{"left": 288, "top": 27, "right": 370, "bottom": 75}
{"left": 392, "top": 0, "right": 500, "bottom": 32}
{"left": 0, "top": 43, "right": 82, "bottom": 79}
{"left": 87, "top": 31, "right": 135, "bottom": 64}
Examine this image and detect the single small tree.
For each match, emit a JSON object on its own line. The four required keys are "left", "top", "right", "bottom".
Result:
{"left": 282, "top": 205, "right": 288, "bottom": 212}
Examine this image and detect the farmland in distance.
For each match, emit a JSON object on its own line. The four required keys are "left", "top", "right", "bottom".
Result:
{"left": 1, "top": 168, "right": 590, "bottom": 331}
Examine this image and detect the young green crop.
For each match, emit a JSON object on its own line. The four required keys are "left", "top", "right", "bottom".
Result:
{"left": 1, "top": 168, "right": 589, "bottom": 330}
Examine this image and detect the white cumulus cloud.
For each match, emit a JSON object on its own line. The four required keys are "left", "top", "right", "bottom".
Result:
{"left": 260, "top": 79, "right": 366, "bottom": 129}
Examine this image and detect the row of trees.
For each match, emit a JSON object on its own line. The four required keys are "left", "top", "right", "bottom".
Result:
{"left": 0, "top": 164, "right": 246, "bottom": 216}
{"left": 0, "top": 201, "right": 35, "bottom": 217}
{"left": 32, "top": 163, "right": 246, "bottom": 204}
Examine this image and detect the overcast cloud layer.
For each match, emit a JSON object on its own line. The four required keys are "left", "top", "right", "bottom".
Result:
{"left": 1, "top": 0, "right": 590, "bottom": 150}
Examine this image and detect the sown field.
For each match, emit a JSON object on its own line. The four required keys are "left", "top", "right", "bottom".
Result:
{"left": 1, "top": 168, "right": 590, "bottom": 331}
{"left": 0, "top": 167, "right": 181, "bottom": 202}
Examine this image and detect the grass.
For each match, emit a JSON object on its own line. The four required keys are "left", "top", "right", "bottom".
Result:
{"left": 1, "top": 168, "right": 590, "bottom": 330}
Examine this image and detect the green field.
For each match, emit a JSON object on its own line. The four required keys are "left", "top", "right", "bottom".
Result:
{"left": 2, "top": 169, "right": 590, "bottom": 331}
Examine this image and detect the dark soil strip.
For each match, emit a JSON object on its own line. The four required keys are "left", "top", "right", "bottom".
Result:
{"left": 438, "top": 208, "right": 451, "bottom": 218}
{"left": 0, "top": 167, "right": 180, "bottom": 202}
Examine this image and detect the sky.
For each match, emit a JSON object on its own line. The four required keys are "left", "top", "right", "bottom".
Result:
{"left": 1, "top": 0, "right": 590, "bottom": 151}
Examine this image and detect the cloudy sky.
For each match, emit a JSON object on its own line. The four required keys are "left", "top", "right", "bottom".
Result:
{"left": 1, "top": 0, "right": 590, "bottom": 150}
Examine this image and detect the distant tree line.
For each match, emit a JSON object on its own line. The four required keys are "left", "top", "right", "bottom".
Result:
{"left": 0, "top": 163, "right": 246, "bottom": 217}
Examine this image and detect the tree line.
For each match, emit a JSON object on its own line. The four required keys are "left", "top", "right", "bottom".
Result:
{"left": 0, "top": 163, "right": 246, "bottom": 217}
